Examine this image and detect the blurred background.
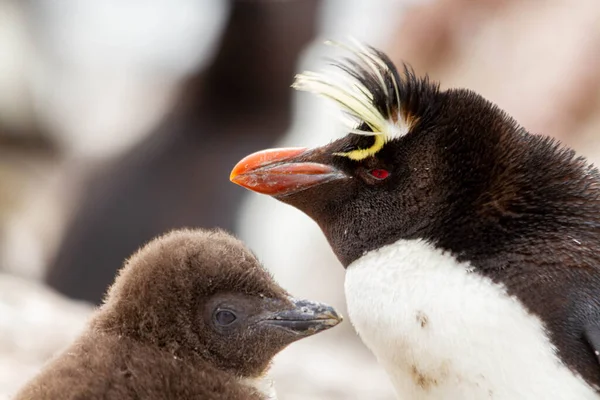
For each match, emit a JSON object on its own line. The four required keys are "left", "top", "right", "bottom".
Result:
{"left": 1, "top": 0, "right": 600, "bottom": 398}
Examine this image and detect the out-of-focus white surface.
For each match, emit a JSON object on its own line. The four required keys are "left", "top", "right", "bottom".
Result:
{"left": 27, "top": 0, "right": 229, "bottom": 157}
{"left": 0, "top": 274, "right": 92, "bottom": 399}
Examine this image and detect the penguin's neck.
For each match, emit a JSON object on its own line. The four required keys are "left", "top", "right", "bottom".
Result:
{"left": 344, "top": 238, "right": 599, "bottom": 400}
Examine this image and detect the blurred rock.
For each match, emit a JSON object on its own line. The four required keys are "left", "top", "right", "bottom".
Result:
{"left": 0, "top": 273, "right": 92, "bottom": 399}
{"left": 0, "top": 137, "right": 63, "bottom": 281}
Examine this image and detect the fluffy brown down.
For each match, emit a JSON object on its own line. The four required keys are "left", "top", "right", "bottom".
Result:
{"left": 15, "top": 229, "right": 308, "bottom": 400}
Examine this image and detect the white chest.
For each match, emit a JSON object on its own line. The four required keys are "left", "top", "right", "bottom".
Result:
{"left": 344, "top": 239, "right": 599, "bottom": 400}
{"left": 242, "top": 375, "right": 277, "bottom": 400}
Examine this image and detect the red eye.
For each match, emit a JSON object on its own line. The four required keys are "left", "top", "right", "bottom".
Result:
{"left": 369, "top": 169, "right": 390, "bottom": 180}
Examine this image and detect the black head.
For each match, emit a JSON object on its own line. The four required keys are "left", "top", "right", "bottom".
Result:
{"left": 93, "top": 228, "right": 342, "bottom": 378}
{"left": 231, "top": 43, "right": 600, "bottom": 267}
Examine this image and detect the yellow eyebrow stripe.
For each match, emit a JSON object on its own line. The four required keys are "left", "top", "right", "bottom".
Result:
{"left": 333, "top": 134, "right": 386, "bottom": 161}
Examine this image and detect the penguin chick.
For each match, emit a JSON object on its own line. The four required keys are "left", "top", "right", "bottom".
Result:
{"left": 231, "top": 41, "right": 600, "bottom": 399}
{"left": 15, "top": 228, "right": 342, "bottom": 400}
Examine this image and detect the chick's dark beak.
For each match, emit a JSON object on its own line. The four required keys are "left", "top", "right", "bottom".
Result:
{"left": 230, "top": 147, "right": 347, "bottom": 197}
{"left": 262, "top": 298, "right": 342, "bottom": 336}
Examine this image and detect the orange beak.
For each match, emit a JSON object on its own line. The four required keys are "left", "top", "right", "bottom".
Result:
{"left": 230, "top": 147, "right": 346, "bottom": 197}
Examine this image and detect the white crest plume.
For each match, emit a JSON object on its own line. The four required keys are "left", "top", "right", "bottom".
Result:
{"left": 292, "top": 40, "right": 412, "bottom": 160}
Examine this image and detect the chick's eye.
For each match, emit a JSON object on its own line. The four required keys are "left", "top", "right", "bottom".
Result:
{"left": 215, "top": 310, "right": 237, "bottom": 326}
{"left": 369, "top": 169, "right": 390, "bottom": 180}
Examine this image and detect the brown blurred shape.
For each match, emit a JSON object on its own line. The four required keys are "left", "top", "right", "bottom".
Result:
{"left": 45, "top": 0, "right": 321, "bottom": 304}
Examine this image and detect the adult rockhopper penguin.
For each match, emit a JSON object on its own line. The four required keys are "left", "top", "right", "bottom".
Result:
{"left": 231, "top": 41, "right": 600, "bottom": 399}
{"left": 14, "top": 229, "right": 341, "bottom": 400}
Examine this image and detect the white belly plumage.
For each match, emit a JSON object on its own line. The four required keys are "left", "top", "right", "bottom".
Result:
{"left": 344, "top": 239, "right": 599, "bottom": 399}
